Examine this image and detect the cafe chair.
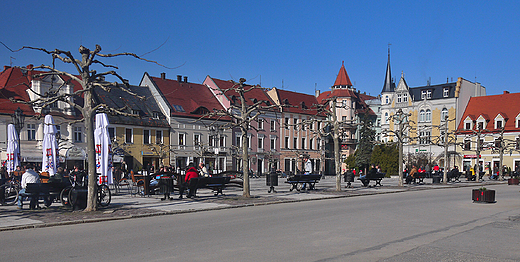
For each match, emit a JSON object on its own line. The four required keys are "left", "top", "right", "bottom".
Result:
{"left": 130, "top": 173, "right": 145, "bottom": 197}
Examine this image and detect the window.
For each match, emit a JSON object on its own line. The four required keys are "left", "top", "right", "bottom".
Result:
{"left": 258, "top": 119, "right": 264, "bottom": 130}
{"left": 209, "top": 134, "right": 215, "bottom": 147}
{"left": 294, "top": 118, "right": 298, "bottom": 126}
{"left": 132, "top": 109, "right": 140, "bottom": 116}
{"left": 385, "top": 96, "right": 389, "bottom": 104}
{"left": 301, "top": 137, "right": 306, "bottom": 149}
{"left": 397, "top": 94, "right": 402, "bottom": 103}
{"left": 441, "top": 108, "right": 448, "bottom": 121}
{"left": 156, "top": 130, "right": 163, "bottom": 144}
{"left": 74, "top": 127, "right": 82, "bottom": 143}
{"left": 270, "top": 120, "right": 276, "bottom": 132}
{"left": 27, "top": 124, "right": 36, "bottom": 141}
{"left": 285, "top": 118, "right": 289, "bottom": 129}
{"left": 420, "top": 110, "right": 425, "bottom": 122}
{"left": 477, "top": 121, "right": 484, "bottom": 130}
{"left": 285, "top": 137, "right": 289, "bottom": 149}
{"left": 293, "top": 137, "right": 298, "bottom": 149}
{"left": 464, "top": 138, "right": 471, "bottom": 150}
{"left": 270, "top": 137, "right": 276, "bottom": 150}
{"left": 342, "top": 116, "right": 347, "bottom": 121}
{"left": 55, "top": 125, "right": 61, "bottom": 140}
{"left": 425, "top": 109, "right": 432, "bottom": 122}
{"left": 309, "top": 138, "right": 313, "bottom": 150}
{"left": 153, "top": 112, "right": 160, "bottom": 119}
{"left": 194, "top": 134, "right": 201, "bottom": 147}
{"left": 421, "top": 91, "right": 427, "bottom": 100}
{"left": 403, "top": 95, "right": 408, "bottom": 102}
{"left": 516, "top": 136, "right": 520, "bottom": 150}
{"left": 219, "top": 136, "right": 225, "bottom": 147}
{"left": 465, "top": 122, "right": 471, "bottom": 130}
{"left": 317, "top": 138, "right": 321, "bottom": 150}
{"left": 419, "top": 131, "right": 428, "bottom": 144}
{"left": 495, "top": 138, "right": 502, "bottom": 149}
{"left": 179, "top": 133, "right": 185, "bottom": 146}
{"left": 384, "top": 112, "right": 389, "bottom": 123}
{"left": 427, "top": 90, "right": 432, "bottom": 99}
{"left": 443, "top": 88, "right": 449, "bottom": 97}
{"left": 125, "top": 128, "right": 133, "bottom": 143}
{"left": 236, "top": 136, "right": 242, "bottom": 147}
{"left": 258, "top": 137, "right": 264, "bottom": 149}
{"left": 143, "top": 130, "right": 150, "bottom": 144}
{"left": 496, "top": 120, "right": 503, "bottom": 129}
{"left": 108, "top": 127, "right": 115, "bottom": 141}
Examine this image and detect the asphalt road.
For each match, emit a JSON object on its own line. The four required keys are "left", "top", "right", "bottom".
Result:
{"left": 1, "top": 184, "right": 519, "bottom": 262}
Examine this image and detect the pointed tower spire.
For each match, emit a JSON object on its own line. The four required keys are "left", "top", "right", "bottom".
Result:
{"left": 333, "top": 61, "right": 353, "bottom": 88}
{"left": 381, "top": 46, "right": 395, "bottom": 93}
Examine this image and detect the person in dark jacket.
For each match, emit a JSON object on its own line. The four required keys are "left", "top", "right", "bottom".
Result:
{"left": 179, "top": 164, "right": 199, "bottom": 199}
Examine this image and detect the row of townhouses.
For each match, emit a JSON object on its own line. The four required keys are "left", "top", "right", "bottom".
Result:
{"left": 1, "top": 55, "right": 516, "bottom": 176}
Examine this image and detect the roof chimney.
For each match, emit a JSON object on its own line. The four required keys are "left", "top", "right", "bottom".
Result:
{"left": 160, "top": 72, "right": 166, "bottom": 79}
{"left": 183, "top": 76, "right": 188, "bottom": 83}
{"left": 315, "top": 90, "right": 320, "bottom": 97}
{"left": 3, "top": 66, "right": 11, "bottom": 71}
{"left": 504, "top": 91, "right": 510, "bottom": 94}
{"left": 177, "top": 75, "right": 182, "bottom": 82}
{"left": 26, "top": 64, "right": 33, "bottom": 70}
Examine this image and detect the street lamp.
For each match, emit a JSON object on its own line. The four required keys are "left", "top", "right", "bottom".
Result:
{"left": 11, "top": 107, "right": 25, "bottom": 160}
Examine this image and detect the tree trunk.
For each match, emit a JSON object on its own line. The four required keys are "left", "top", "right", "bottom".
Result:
{"left": 84, "top": 91, "right": 98, "bottom": 211}
{"left": 332, "top": 100, "right": 342, "bottom": 191}
{"left": 241, "top": 129, "right": 250, "bottom": 197}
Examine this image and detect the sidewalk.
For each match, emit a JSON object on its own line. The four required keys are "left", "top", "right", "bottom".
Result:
{"left": 0, "top": 176, "right": 505, "bottom": 231}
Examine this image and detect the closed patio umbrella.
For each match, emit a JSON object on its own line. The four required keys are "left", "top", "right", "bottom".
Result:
{"left": 42, "top": 115, "right": 58, "bottom": 176}
{"left": 94, "top": 113, "right": 113, "bottom": 184}
{"left": 6, "top": 124, "right": 20, "bottom": 173}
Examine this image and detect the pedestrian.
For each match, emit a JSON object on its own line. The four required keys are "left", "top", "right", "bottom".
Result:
{"left": 300, "top": 156, "right": 312, "bottom": 190}
{"left": 406, "top": 165, "right": 417, "bottom": 184}
{"left": 179, "top": 163, "right": 199, "bottom": 199}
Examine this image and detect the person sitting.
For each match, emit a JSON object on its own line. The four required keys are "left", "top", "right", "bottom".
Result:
{"left": 300, "top": 156, "right": 312, "bottom": 190}
{"left": 405, "top": 166, "right": 417, "bottom": 184}
{"left": 447, "top": 166, "right": 460, "bottom": 182}
{"left": 179, "top": 163, "right": 199, "bottom": 199}
{"left": 359, "top": 165, "right": 376, "bottom": 186}
{"left": 199, "top": 162, "right": 210, "bottom": 177}
{"left": 17, "top": 164, "right": 46, "bottom": 209}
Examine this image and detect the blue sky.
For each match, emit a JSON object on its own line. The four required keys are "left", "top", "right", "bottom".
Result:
{"left": 1, "top": 1, "right": 519, "bottom": 97}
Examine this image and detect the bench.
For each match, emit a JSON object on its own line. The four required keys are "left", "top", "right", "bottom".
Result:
{"left": 188, "top": 176, "right": 232, "bottom": 196}
{"left": 20, "top": 183, "right": 51, "bottom": 208}
{"left": 447, "top": 170, "right": 462, "bottom": 182}
{"left": 414, "top": 172, "right": 428, "bottom": 184}
{"left": 285, "top": 174, "right": 322, "bottom": 191}
{"left": 358, "top": 172, "right": 385, "bottom": 187}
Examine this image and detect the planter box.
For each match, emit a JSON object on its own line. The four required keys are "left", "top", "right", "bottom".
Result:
{"left": 472, "top": 189, "right": 495, "bottom": 203}
{"left": 508, "top": 178, "right": 519, "bottom": 185}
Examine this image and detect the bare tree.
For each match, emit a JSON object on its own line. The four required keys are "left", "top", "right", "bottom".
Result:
{"left": 205, "top": 78, "right": 278, "bottom": 197}
{"left": 6, "top": 44, "right": 162, "bottom": 211}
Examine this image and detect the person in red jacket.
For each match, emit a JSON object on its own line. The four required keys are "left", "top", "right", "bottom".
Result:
{"left": 179, "top": 164, "right": 199, "bottom": 199}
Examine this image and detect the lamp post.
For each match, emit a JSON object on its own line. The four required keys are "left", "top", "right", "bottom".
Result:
{"left": 11, "top": 107, "right": 25, "bottom": 161}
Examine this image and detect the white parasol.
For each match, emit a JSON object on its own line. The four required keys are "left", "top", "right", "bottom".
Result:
{"left": 94, "top": 113, "right": 113, "bottom": 184}
{"left": 42, "top": 115, "right": 58, "bottom": 176}
{"left": 6, "top": 124, "right": 20, "bottom": 173}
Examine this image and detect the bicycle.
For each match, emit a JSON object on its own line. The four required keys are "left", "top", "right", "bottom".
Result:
{"left": 0, "top": 178, "right": 20, "bottom": 205}
{"left": 61, "top": 173, "right": 111, "bottom": 209}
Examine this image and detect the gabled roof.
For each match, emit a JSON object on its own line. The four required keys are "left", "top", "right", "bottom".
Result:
{"left": 93, "top": 84, "right": 169, "bottom": 128}
{"left": 209, "top": 77, "right": 276, "bottom": 108}
{"left": 148, "top": 75, "right": 227, "bottom": 119}
{"left": 272, "top": 88, "right": 323, "bottom": 116}
{"left": 333, "top": 61, "right": 353, "bottom": 87}
{"left": 0, "top": 65, "right": 81, "bottom": 119}
{"left": 457, "top": 91, "right": 520, "bottom": 133}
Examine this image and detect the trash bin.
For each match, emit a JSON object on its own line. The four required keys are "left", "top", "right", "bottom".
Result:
{"left": 266, "top": 172, "right": 278, "bottom": 187}
{"left": 266, "top": 171, "right": 278, "bottom": 193}
{"left": 344, "top": 171, "right": 354, "bottom": 188}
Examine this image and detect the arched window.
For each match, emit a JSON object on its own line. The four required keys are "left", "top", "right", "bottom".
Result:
{"left": 441, "top": 108, "right": 448, "bottom": 121}
{"left": 384, "top": 112, "right": 389, "bottom": 123}
{"left": 426, "top": 109, "right": 432, "bottom": 122}
{"left": 420, "top": 110, "right": 425, "bottom": 122}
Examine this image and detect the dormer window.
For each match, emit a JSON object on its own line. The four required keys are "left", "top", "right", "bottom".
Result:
{"left": 443, "top": 88, "right": 449, "bottom": 97}
{"left": 477, "top": 121, "right": 484, "bottom": 130}
{"left": 463, "top": 116, "right": 473, "bottom": 130}
{"left": 496, "top": 120, "right": 503, "bottom": 129}
{"left": 153, "top": 112, "right": 160, "bottom": 119}
{"left": 403, "top": 94, "right": 408, "bottom": 102}
{"left": 494, "top": 114, "right": 505, "bottom": 130}
{"left": 397, "top": 94, "right": 402, "bottom": 103}
{"left": 132, "top": 109, "right": 140, "bottom": 116}
{"left": 465, "top": 122, "right": 471, "bottom": 130}
{"left": 421, "top": 90, "right": 432, "bottom": 99}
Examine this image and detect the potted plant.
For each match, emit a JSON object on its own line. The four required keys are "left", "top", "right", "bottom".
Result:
{"left": 472, "top": 187, "right": 495, "bottom": 203}
{"left": 508, "top": 171, "right": 519, "bottom": 185}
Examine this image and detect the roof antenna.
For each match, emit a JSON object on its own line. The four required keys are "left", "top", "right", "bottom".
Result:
{"left": 9, "top": 56, "right": 15, "bottom": 67}
{"left": 282, "top": 79, "right": 284, "bottom": 89}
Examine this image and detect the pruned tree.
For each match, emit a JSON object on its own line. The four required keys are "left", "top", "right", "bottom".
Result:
{"left": 204, "top": 78, "right": 278, "bottom": 197}
{"left": 381, "top": 109, "right": 415, "bottom": 186}
{"left": 430, "top": 116, "right": 460, "bottom": 183}
{"left": 5, "top": 44, "right": 164, "bottom": 211}
{"left": 355, "top": 114, "right": 375, "bottom": 172}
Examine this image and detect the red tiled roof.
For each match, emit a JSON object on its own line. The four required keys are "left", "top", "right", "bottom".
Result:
{"left": 457, "top": 92, "right": 520, "bottom": 133}
{"left": 0, "top": 66, "right": 37, "bottom": 116}
{"left": 275, "top": 89, "right": 322, "bottom": 116}
{"left": 316, "top": 89, "right": 376, "bottom": 116}
{"left": 149, "top": 76, "right": 227, "bottom": 118}
{"left": 210, "top": 78, "right": 276, "bottom": 108}
{"left": 333, "top": 61, "right": 353, "bottom": 87}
